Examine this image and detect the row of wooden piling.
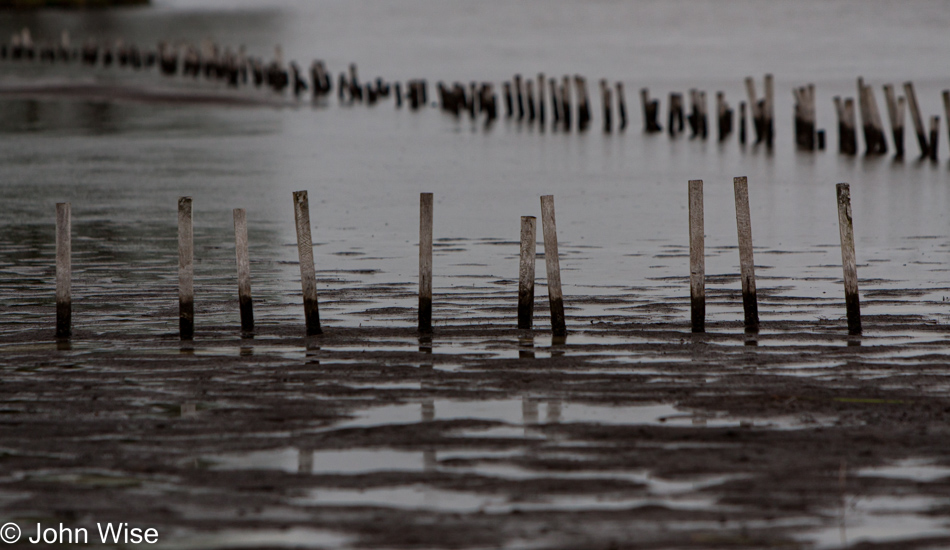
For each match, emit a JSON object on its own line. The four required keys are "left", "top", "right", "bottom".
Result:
{"left": 54, "top": 182, "right": 864, "bottom": 341}
{"left": 832, "top": 80, "right": 948, "bottom": 161}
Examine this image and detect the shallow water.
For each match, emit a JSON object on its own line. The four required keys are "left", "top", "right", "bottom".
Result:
{"left": 3, "top": 2, "right": 950, "bottom": 548}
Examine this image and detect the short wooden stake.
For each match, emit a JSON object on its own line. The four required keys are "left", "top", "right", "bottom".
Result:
{"left": 233, "top": 208, "right": 254, "bottom": 333}
{"left": 688, "top": 180, "right": 705, "bottom": 333}
{"left": 836, "top": 183, "right": 861, "bottom": 335}
{"left": 178, "top": 196, "right": 194, "bottom": 340}
{"left": 733, "top": 177, "right": 758, "bottom": 332}
{"left": 883, "top": 84, "right": 904, "bottom": 158}
{"left": 615, "top": 82, "right": 628, "bottom": 131}
{"left": 943, "top": 91, "right": 950, "bottom": 153}
{"left": 518, "top": 216, "right": 536, "bottom": 330}
{"left": 55, "top": 202, "right": 71, "bottom": 339}
{"left": 419, "top": 192, "right": 433, "bottom": 333}
{"left": 929, "top": 116, "right": 940, "bottom": 163}
{"left": 540, "top": 195, "right": 566, "bottom": 336}
{"left": 292, "top": 190, "right": 321, "bottom": 335}
{"left": 903, "top": 81, "right": 929, "bottom": 158}
{"left": 537, "top": 73, "right": 546, "bottom": 127}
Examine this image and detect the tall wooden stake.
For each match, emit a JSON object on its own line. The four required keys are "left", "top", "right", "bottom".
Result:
{"left": 688, "top": 180, "right": 705, "bottom": 333}
{"left": 518, "top": 216, "right": 536, "bottom": 330}
{"left": 178, "top": 197, "right": 194, "bottom": 340}
{"left": 836, "top": 183, "right": 861, "bottom": 335}
{"left": 293, "top": 190, "right": 321, "bottom": 335}
{"left": 419, "top": 192, "right": 433, "bottom": 333}
{"left": 55, "top": 202, "right": 71, "bottom": 339}
{"left": 540, "top": 196, "right": 566, "bottom": 336}
{"left": 233, "top": 208, "right": 254, "bottom": 333}
{"left": 733, "top": 177, "right": 759, "bottom": 332}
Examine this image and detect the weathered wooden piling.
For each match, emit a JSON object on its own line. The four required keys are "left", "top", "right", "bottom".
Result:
{"left": 834, "top": 96, "right": 857, "bottom": 155}
{"left": 903, "top": 82, "right": 929, "bottom": 158}
{"left": 518, "top": 216, "right": 536, "bottom": 330}
{"left": 394, "top": 81, "right": 402, "bottom": 108}
{"left": 882, "top": 84, "right": 904, "bottom": 158}
{"left": 540, "top": 196, "right": 566, "bottom": 336}
{"left": 794, "top": 85, "right": 816, "bottom": 150}
{"left": 688, "top": 180, "right": 705, "bottom": 332}
{"left": 943, "top": 91, "right": 950, "bottom": 154}
{"left": 526, "top": 79, "right": 536, "bottom": 122}
{"left": 717, "top": 92, "right": 733, "bottom": 142}
{"left": 419, "top": 193, "right": 433, "bottom": 333}
{"left": 292, "top": 191, "right": 321, "bottom": 336}
{"left": 640, "top": 88, "right": 661, "bottom": 133}
{"left": 817, "top": 130, "right": 825, "bottom": 150}
{"left": 178, "top": 197, "right": 194, "bottom": 340}
{"left": 561, "top": 76, "right": 572, "bottom": 131}
{"left": 504, "top": 81, "right": 513, "bottom": 118}
{"left": 616, "top": 82, "right": 628, "bottom": 131}
{"left": 668, "top": 93, "right": 684, "bottom": 137}
{"left": 515, "top": 74, "right": 525, "bottom": 120}
{"left": 601, "top": 80, "right": 612, "bottom": 133}
{"left": 739, "top": 101, "right": 746, "bottom": 144}
{"left": 733, "top": 177, "right": 758, "bottom": 332}
{"left": 576, "top": 76, "right": 591, "bottom": 131}
{"left": 929, "top": 116, "right": 939, "bottom": 162}
{"left": 857, "top": 78, "right": 887, "bottom": 155}
{"left": 836, "top": 183, "right": 861, "bottom": 335}
{"left": 233, "top": 208, "right": 254, "bottom": 333}
{"left": 55, "top": 202, "right": 71, "bottom": 339}
{"left": 764, "top": 74, "right": 774, "bottom": 148}
{"left": 537, "top": 73, "right": 546, "bottom": 127}
{"left": 549, "top": 78, "right": 560, "bottom": 126}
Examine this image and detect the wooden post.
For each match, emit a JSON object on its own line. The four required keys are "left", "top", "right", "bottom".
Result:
{"left": 744, "top": 77, "right": 758, "bottom": 142}
{"left": 549, "top": 78, "right": 560, "bottom": 126}
{"left": 929, "top": 116, "right": 939, "bottom": 162}
{"left": 178, "top": 196, "right": 194, "bottom": 340}
{"left": 561, "top": 76, "right": 571, "bottom": 131}
{"left": 733, "top": 177, "right": 758, "bottom": 332}
{"left": 739, "top": 101, "right": 746, "bottom": 145}
{"left": 292, "top": 190, "right": 321, "bottom": 335}
{"left": 526, "top": 79, "right": 536, "bottom": 123}
{"left": 601, "top": 80, "right": 612, "bottom": 133}
{"left": 503, "top": 81, "right": 513, "bottom": 118}
{"left": 518, "top": 216, "right": 536, "bottom": 330}
{"left": 688, "top": 180, "right": 705, "bottom": 333}
{"left": 903, "top": 82, "right": 929, "bottom": 158}
{"left": 764, "top": 73, "right": 774, "bottom": 148}
{"left": 233, "top": 208, "right": 254, "bottom": 333}
{"left": 616, "top": 82, "right": 627, "bottom": 131}
{"left": 669, "top": 93, "right": 684, "bottom": 136}
{"left": 514, "top": 74, "right": 524, "bottom": 120}
{"left": 537, "top": 73, "right": 545, "bottom": 127}
{"left": 419, "top": 192, "right": 433, "bottom": 333}
{"left": 836, "top": 183, "right": 861, "bottom": 335}
{"left": 540, "top": 196, "right": 566, "bottom": 336}
{"left": 883, "top": 84, "right": 904, "bottom": 158}
{"left": 55, "top": 202, "right": 71, "bottom": 339}
{"left": 943, "top": 91, "right": 950, "bottom": 154}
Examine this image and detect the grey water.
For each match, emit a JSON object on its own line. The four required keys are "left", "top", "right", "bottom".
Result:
{"left": 1, "top": 0, "right": 949, "bottom": 335}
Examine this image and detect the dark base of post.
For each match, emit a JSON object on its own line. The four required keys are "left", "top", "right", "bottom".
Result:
{"left": 742, "top": 290, "right": 759, "bottom": 333}
{"left": 304, "top": 298, "right": 322, "bottom": 336}
{"left": 518, "top": 289, "right": 533, "bottom": 330}
{"left": 239, "top": 297, "right": 254, "bottom": 333}
{"left": 419, "top": 296, "right": 432, "bottom": 333}
{"left": 179, "top": 307, "right": 194, "bottom": 341}
{"left": 846, "top": 294, "right": 861, "bottom": 335}
{"left": 56, "top": 301, "right": 71, "bottom": 339}
{"left": 549, "top": 297, "right": 566, "bottom": 337}
{"left": 690, "top": 297, "right": 705, "bottom": 333}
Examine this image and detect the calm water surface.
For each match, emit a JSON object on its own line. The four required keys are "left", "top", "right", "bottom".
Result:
{"left": 0, "top": 0, "right": 948, "bottom": 334}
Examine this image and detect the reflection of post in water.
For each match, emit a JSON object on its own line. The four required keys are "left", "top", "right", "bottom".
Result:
{"left": 421, "top": 399, "right": 435, "bottom": 422}
{"left": 522, "top": 396, "right": 538, "bottom": 425}
{"left": 305, "top": 338, "right": 320, "bottom": 365}
{"left": 547, "top": 400, "right": 562, "bottom": 423}
{"left": 550, "top": 334, "right": 566, "bottom": 356}
{"left": 518, "top": 335, "right": 535, "bottom": 359}
{"left": 423, "top": 449, "right": 437, "bottom": 472}
{"left": 838, "top": 459, "right": 848, "bottom": 547}
{"left": 419, "top": 335, "right": 433, "bottom": 368}
{"left": 297, "top": 447, "right": 313, "bottom": 474}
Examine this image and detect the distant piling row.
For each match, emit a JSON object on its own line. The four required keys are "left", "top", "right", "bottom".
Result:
{"left": 5, "top": 28, "right": 948, "bottom": 160}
